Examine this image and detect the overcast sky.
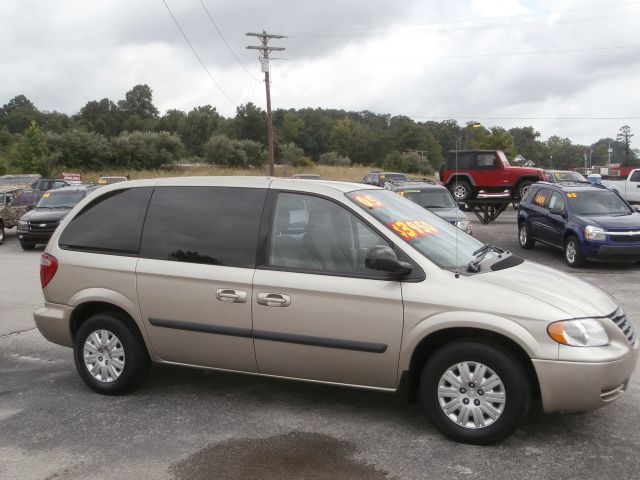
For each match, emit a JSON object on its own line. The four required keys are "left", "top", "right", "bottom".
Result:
{"left": 1, "top": 0, "right": 639, "bottom": 145}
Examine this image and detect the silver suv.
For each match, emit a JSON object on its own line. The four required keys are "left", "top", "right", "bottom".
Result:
{"left": 34, "top": 177, "right": 638, "bottom": 444}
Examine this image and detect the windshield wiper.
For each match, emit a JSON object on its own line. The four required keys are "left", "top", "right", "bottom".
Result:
{"left": 468, "top": 244, "right": 504, "bottom": 273}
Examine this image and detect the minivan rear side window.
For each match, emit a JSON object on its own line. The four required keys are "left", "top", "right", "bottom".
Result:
{"left": 59, "top": 187, "right": 153, "bottom": 254}
{"left": 140, "top": 186, "right": 267, "bottom": 268}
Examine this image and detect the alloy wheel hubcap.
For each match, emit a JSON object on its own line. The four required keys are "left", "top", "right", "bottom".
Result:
{"left": 83, "top": 329, "right": 125, "bottom": 383}
{"left": 519, "top": 226, "right": 527, "bottom": 245}
{"left": 566, "top": 242, "right": 576, "bottom": 263}
{"left": 453, "top": 186, "right": 468, "bottom": 199}
{"left": 437, "top": 361, "right": 506, "bottom": 429}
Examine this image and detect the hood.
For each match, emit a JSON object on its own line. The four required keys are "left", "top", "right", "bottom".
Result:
{"left": 474, "top": 260, "right": 617, "bottom": 318}
{"left": 507, "top": 166, "right": 544, "bottom": 176}
{"left": 575, "top": 213, "right": 640, "bottom": 230}
{"left": 431, "top": 207, "right": 469, "bottom": 223}
{"left": 21, "top": 208, "right": 73, "bottom": 222}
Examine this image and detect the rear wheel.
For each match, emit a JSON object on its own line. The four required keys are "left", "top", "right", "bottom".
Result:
{"left": 449, "top": 180, "right": 476, "bottom": 201}
{"left": 419, "top": 341, "right": 530, "bottom": 445}
{"left": 564, "top": 235, "right": 586, "bottom": 268}
{"left": 518, "top": 222, "right": 535, "bottom": 249}
{"left": 73, "top": 312, "right": 150, "bottom": 395}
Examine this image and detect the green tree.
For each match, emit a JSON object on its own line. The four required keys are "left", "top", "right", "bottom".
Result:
{"left": 616, "top": 125, "right": 634, "bottom": 165}
{"left": 472, "top": 126, "right": 517, "bottom": 159}
{"left": 112, "top": 131, "right": 184, "bottom": 169}
{"left": 279, "top": 143, "right": 311, "bottom": 166}
{"left": 318, "top": 151, "right": 351, "bottom": 166}
{"left": 77, "top": 98, "right": 122, "bottom": 137}
{"left": 0, "top": 95, "right": 41, "bottom": 134}
{"left": 280, "top": 111, "right": 305, "bottom": 144}
{"left": 509, "top": 126, "right": 547, "bottom": 165}
{"left": 15, "top": 121, "right": 48, "bottom": 174}
{"left": 230, "top": 103, "right": 267, "bottom": 144}
{"left": 118, "top": 84, "right": 159, "bottom": 119}
{"left": 180, "top": 106, "right": 221, "bottom": 157}
{"left": 45, "top": 129, "right": 113, "bottom": 170}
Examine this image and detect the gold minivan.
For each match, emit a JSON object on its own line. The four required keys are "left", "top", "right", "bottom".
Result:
{"left": 34, "top": 177, "right": 638, "bottom": 444}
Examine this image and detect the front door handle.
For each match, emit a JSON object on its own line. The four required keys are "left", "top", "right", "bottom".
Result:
{"left": 257, "top": 292, "right": 291, "bottom": 307}
{"left": 216, "top": 288, "right": 247, "bottom": 303}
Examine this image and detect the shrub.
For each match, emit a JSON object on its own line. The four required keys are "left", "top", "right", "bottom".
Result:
{"left": 318, "top": 151, "right": 351, "bottom": 166}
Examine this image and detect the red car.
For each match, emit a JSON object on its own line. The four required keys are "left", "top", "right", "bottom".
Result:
{"left": 439, "top": 150, "right": 544, "bottom": 201}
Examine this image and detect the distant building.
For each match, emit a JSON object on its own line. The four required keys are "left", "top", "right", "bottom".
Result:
{"left": 514, "top": 154, "right": 536, "bottom": 167}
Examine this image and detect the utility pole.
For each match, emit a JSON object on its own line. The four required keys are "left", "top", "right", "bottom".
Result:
{"left": 246, "top": 30, "right": 286, "bottom": 176}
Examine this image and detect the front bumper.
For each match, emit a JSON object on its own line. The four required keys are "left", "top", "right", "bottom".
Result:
{"left": 33, "top": 302, "right": 74, "bottom": 348}
{"left": 534, "top": 343, "right": 638, "bottom": 413}
{"left": 582, "top": 239, "right": 640, "bottom": 260}
{"left": 17, "top": 229, "right": 54, "bottom": 244}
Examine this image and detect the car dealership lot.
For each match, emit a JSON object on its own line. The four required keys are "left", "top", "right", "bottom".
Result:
{"left": 1, "top": 213, "right": 639, "bottom": 480}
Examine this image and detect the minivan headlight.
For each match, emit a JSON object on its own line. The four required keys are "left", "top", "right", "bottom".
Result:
{"left": 584, "top": 225, "right": 606, "bottom": 241}
{"left": 456, "top": 219, "right": 472, "bottom": 233}
{"left": 547, "top": 319, "right": 608, "bottom": 347}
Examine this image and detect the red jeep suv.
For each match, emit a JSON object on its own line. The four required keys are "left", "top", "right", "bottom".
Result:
{"left": 439, "top": 150, "right": 544, "bottom": 201}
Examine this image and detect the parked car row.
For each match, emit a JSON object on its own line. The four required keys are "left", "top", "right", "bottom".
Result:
{"left": 1, "top": 175, "right": 127, "bottom": 247}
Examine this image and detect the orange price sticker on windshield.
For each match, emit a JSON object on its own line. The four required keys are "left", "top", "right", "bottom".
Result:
{"left": 534, "top": 194, "right": 546, "bottom": 206}
{"left": 567, "top": 192, "right": 577, "bottom": 198}
{"left": 388, "top": 220, "right": 439, "bottom": 240}
{"left": 353, "top": 194, "right": 384, "bottom": 208}
{"left": 42, "top": 193, "right": 50, "bottom": 198}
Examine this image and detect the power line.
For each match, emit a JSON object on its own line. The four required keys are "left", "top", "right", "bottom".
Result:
{"left": 308, "top": 44, "right": 640, "bottom": 62}
{"left": 160, "top": 0, "right": 236, "bottom": 107}
{"left": 289, "top": 2, "right": 640, "bottom": 36}
{"left": 198, "top": 0, "right": 258, "bottom": 80}
{"left": 408, "top": 116, "right": 640, "bottom": 121}
{"left": 291, "top": 12, "right": 640, "bottom": 38}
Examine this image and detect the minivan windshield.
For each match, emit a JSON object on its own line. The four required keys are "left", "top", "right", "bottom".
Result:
{"left": 36, "top": 191, "right": 85, "bottom": 209}
{"left": 347, "top": 189, "right": 485, "bottom": 269}
{"left": 399, "top": 188, "right": 456, "bottom": 209}
{"left": 568, "top": 190, "right": 632, "bottom": 216}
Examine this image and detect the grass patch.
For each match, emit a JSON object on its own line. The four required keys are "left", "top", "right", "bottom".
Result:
{"left": 76, "top": 165, "right": 374, "bottom": 183}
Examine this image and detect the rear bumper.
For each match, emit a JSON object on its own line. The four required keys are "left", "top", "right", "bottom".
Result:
{"left": 33, "top": 302, "right": 73, "bottom": 348}
{"left": 533, "top": 344, "right": 638, "bottom": 413}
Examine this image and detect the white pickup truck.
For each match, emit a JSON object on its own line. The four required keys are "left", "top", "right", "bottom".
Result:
{"left": 602, "top": 168, "right": 640, "bottom": 203}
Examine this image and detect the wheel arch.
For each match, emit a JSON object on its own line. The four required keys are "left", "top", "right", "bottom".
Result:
{"left": 401, "top": 327, "right": 541, "bottom": 403}
{"left": 446, "top": 174, "right": 476, "bottom": 187}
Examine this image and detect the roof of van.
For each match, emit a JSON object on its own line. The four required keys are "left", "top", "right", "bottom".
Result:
{"left": 118, "top": 176, "right": 378, "bottom": 193}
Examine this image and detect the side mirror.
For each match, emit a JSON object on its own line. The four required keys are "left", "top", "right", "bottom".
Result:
{"left": 634, "top": 206, "right": 640, "bottom": 213}
{"left": 26, "top": 205, "right": 34, "bottom": 211}
{"left": 457, "top": 202, "right": 467, "bottom": 211}
{"left": 365, "top": 246, "right": 413, "bottom": 276}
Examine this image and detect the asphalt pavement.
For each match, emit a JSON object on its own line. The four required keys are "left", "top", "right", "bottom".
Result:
{"left": 1, "top": 211, "right": 639, "bottom": 480}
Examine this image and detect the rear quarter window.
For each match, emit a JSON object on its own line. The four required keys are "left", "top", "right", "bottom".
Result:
{"left": 59, "top": 187, "right": 153, "bottom": 254}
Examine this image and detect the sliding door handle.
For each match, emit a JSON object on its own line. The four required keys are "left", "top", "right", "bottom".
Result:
{"left": 257, "top": 293, "right": 291, "bottom": 307}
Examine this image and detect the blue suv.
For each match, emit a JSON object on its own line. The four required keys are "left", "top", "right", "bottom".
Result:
{"left": 517, "top": 182, "right": 640, "bottom": 267}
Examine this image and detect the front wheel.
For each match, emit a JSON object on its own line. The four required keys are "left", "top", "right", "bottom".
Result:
{"left": 73, "top": 312, "right": 150, "bottom": 395}
{"left": 419, "top": 341, "right": 530, "bottom": 445}
{"left": 515, "top": 181, "right": 534, "bottom": 200}
{"left": 449, "top": 180, "right": 476, "bottom": 201}
{"left": 564, "top": 235, "right": 586, "bottom": 268}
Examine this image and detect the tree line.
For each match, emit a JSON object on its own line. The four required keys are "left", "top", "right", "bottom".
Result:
{"left": 0, "top": 84, "right": 637, "bottom": 176}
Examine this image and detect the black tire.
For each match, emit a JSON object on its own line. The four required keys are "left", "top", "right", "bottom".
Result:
{"left": 518, "top": 222, "right": 535, "bottom": 249}
{"left": 564, "top": 235, "right": 586, "bottom": 268}
{"left": 515, "top": 180, "right": 534, "bottom": 200}
{"left": 449, "top": 180, "right": 476, "bottom": 201}
{"left": 73, "top": 312, "right": 150, "bottom": 395}
{"left": 0, "top": 222, "right": 4, "bottom": 244}
{"left": 19, "top": 240, "right": 36, "bottom": 250}
{"left": 419, "top": 341, "right": 530, "bottom": 445}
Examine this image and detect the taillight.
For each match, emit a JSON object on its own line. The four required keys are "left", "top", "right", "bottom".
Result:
{"left": 40, "top": 253, "right": 58, "bottom": 288}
